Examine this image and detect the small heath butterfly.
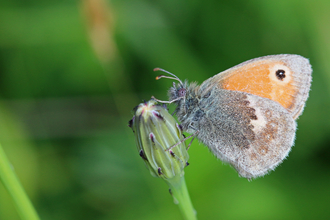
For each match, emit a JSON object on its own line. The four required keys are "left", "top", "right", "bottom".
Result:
{"left": 154, "top": 54, "right": 312, "bottom": 179}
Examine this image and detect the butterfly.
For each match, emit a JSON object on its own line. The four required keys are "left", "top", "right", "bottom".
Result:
{"left": 153, "top": 54, "right": 312, "bottom": 179}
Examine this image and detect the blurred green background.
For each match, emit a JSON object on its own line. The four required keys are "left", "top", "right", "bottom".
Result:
{"left": 0, "top": 0, "right": 330, "bottom": 219}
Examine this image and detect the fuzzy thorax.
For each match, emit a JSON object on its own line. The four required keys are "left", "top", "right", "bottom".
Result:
{"left": 168, "top": 81, "right": 200, "bottom": 128}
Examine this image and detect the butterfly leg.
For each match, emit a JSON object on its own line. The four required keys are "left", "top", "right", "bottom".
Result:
{"left": 185, "top": 125, "right": 200, "bottom": 150}
{"left": 165, "top": 132, "right": 196, "bottom": 151}
{"left": 186, "top": 132, "right": 197, "bottom": 150}
{"left": 165, "top": 129, "right": 199, "bottom": 151}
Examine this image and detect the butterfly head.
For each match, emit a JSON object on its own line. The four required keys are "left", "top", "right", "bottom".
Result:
{"left": 168, "top": 81, "right": 186, "bottom": 103}
{"left": 153, "top": 68, "right": 187, "bottom": 112}
{"left": 154, "top": 68, "right": 200, "bottom": 119}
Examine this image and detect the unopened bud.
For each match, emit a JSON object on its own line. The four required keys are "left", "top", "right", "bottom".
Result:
{"left": 129, "top": 100, "right": 189, "bottom": 180}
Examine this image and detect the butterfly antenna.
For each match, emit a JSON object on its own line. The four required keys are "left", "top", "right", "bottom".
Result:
{"left": 154, "top": 68, "right": 183, "bottom": 86}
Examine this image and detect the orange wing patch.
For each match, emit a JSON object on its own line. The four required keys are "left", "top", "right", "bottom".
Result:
{"left": 219, "top": 61, "right": 296, "bottom": 111}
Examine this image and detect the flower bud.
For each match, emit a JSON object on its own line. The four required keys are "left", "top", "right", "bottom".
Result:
{"left": 128, "top": 100, "right": 189, "bottom": 180}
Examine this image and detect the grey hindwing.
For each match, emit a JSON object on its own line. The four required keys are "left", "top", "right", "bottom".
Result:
{"left": 191, "top": 88, "right": 296, "bottom": 179}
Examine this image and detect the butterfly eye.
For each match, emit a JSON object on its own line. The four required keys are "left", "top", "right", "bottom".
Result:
{"left": 178, "top": 88, "right": 186, "bottom": 97}
{"left": 275, "top": 69, "right": 286, "bottom": 81}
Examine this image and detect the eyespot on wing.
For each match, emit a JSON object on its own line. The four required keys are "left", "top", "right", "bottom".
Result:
{"left": 201, "top": 54, "right": 312, "bottom": 119}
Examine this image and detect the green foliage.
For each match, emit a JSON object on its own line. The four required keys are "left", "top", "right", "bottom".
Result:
{"left": 0, "top": 0, "right": 330, "bottom": 219}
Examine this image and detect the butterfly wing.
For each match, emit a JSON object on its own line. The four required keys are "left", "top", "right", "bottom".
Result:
{"left": 195, "top": 88, "right": 296, "bottom": 179}
{"left": 199, "top": 54, "right": 312, "bottom": 119}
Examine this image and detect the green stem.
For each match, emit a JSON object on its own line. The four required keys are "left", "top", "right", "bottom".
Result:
{"left": 166, "top": 175, "right": 197, "bottom": 220}
{"left": 0, "top": 143, "right": 39, "bottom": 220}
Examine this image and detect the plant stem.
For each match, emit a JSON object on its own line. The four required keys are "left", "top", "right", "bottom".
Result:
{"left": 0, "top": 143, "right": 39, "bottom": 220}
{"left": 166, "top": 175, "right": 197, "bottom": 220}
